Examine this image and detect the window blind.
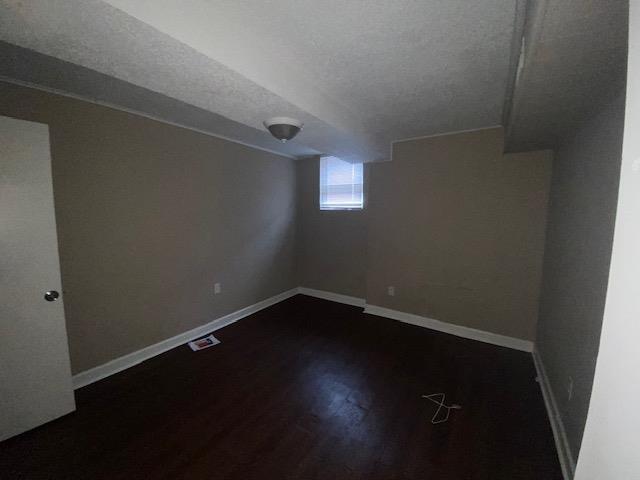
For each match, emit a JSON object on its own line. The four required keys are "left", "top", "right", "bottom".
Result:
{"left": 319, "top": 156, "right": 364, "bottom": 210}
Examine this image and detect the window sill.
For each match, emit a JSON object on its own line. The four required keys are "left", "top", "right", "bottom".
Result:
{"left": 319, "top": 207, "right": 364, "bottom": 211}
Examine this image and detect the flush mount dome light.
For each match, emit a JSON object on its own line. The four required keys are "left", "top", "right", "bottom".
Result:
{"left": 263, "top": 116, "right": 303, "bottom": 142}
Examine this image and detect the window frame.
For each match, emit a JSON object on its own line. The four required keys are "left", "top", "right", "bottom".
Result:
{"left": 318, "top": 156, "right": 365, "bottom": 211}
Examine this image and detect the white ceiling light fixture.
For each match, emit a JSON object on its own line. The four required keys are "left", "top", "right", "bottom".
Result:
{"left": 263, "top": 116, "right": 303, "bottom": 142}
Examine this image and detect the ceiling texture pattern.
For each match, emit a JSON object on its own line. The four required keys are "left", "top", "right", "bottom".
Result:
{"left": 506, "top": 0, "right": 628, "bottom": 152}
{"left": 0, "top": 0, "right": 628, "bottom": 161}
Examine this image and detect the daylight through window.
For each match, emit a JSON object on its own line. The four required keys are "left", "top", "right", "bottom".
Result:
{"left": 319, "top": 156, "right": 364, "bottom": 210}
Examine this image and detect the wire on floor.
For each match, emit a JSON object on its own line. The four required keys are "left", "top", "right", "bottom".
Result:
{"left": 421, "top": 393, "right": 462, "bottom": 424}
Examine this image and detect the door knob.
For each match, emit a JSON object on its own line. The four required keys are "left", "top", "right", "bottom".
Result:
{"left": 44, "top": 290, "right": 60, "bottom": 302}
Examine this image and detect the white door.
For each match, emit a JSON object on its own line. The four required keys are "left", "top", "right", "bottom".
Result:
{"left": 0, "top": 116, "right": 75, "bottom": 442}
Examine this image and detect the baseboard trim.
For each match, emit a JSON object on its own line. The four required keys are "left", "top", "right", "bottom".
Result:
{"left": 532, "top": 348, "right": 575, "bottom": 479}
{"left": 363, "top": 304, "right": 534, "bottom": 352}
{"left": 72, "top": 288, "right": 299, "bottom": 389}
{"left": 297, "top": 287, "right": 365, "bottom": 307}
{"left": 72, "top": 288, "right": 534, "bottom": 390}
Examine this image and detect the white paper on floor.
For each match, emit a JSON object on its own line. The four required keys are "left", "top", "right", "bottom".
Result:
{"left": 188, "top": 334, "right": 221, "bottom": 351}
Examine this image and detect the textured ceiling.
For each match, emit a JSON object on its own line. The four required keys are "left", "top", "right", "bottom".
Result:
{"left": 0, "top": 0, "right": 627, "bottom": 159}
{"left": 506, "top": 0, "right": 629, "bottom": 151}
{"left": 157, "top": 0, "right": 517, "bottom": 140}
{"left": 0, "top": 0, "right": 519, "bottom": 161}
{"left": 0, "top": 41, "right": 320, "bottom": 159}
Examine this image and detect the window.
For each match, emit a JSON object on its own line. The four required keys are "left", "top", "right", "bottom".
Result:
{"left": 319, "top": 156, "right": 364, "bottom": 210}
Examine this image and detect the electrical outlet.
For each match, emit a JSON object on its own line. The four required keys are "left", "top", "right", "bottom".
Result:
{"left": 387, "top": 286, "right": 395, "bottom": 296}
{"left": 567, "top": 376, "right": 573, "bottom": 401}
{"left": 214, "top": 282, "right": 221, "bottom": 295}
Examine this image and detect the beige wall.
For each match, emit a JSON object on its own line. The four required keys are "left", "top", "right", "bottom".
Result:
{"left": 3, "top": 83, "right": 553, "bottom": 375}
{"left": 366, "top": 128, "right": 551, "bottom": 341}
{"left": 576, "top": 3, "right": 639, "bottom": 475}
{"left": 296, "top": 157, "right": 367, "bottom": 298}
{"left": 537, "top": 91, "right": 625, "bottom": 464}
{"left": 296, "top": 128, "right": 552, "bottom": 341}
{"left": 0, "top": 82, "right": 298, "bottom": 374}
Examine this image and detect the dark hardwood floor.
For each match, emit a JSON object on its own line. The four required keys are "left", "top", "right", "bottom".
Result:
{"left": 0, "top": 295, "right": 562, "bottom": 479}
